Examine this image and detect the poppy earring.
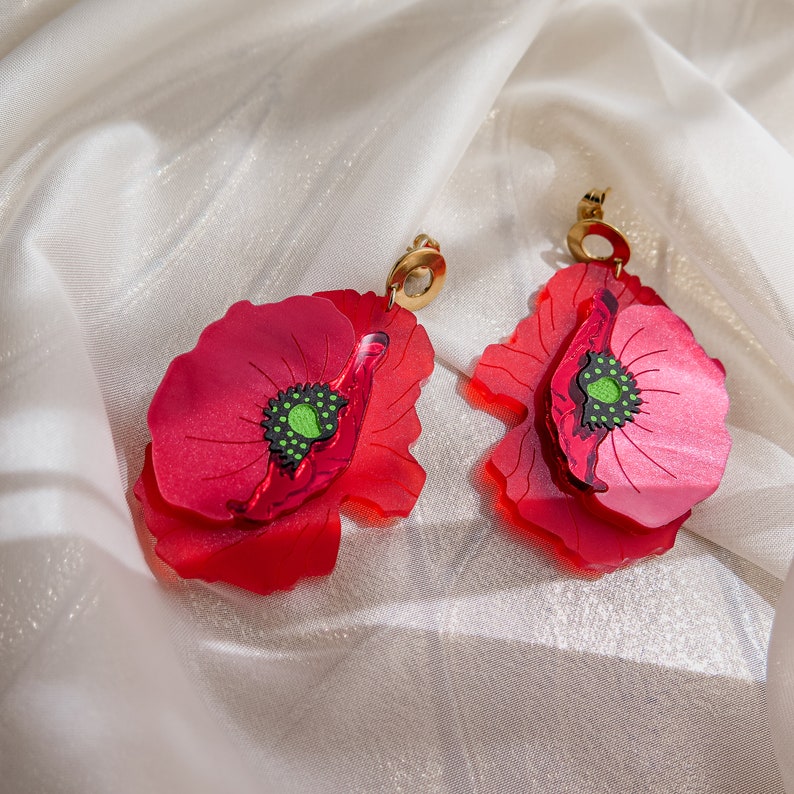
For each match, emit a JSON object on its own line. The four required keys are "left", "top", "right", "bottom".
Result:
{"left": 470, "top": 189, "right": 731, "bottom": 571}
{"left": 135, "top": 235, "right": 445, "bottom": 595}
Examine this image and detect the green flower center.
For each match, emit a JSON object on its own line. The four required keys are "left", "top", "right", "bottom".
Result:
{"left": 578, "top": 351, "right": 642, "bottom": 431}
{"left": 586, "top": 376, "right": 621, "bottom": 404}
{"left": 261, "top": 383, "right": 348, "bottom": 470}
{"left": 288, "top": 404, "right": 322, "bottom": 438}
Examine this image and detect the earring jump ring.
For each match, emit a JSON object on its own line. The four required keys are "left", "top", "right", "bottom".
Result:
{"left": 385, "top": 235, "right": 446, "bottom": 312}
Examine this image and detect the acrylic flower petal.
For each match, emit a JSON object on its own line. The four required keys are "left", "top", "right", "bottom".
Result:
{"left": 228, "top": 331, "right": 389, "bottom": 522}
{"left": 589, "top": 303, "right": 731, "bottom": 528}
{"left": 149, "top": 296, "right": 355, "bottom": 522}
{"left": 472, "top": 262, "right": 676, "bottom": 571}
{"left": 549, "top": 288, "right": 617, "bottom": 490}
{"left": 135, "top": 445, "right": 340, "bottom": 595}
{"left": 136, "top": 290, "right": 433, "bottom": 594}
{"left": 315, "top": 290, "right": 433, "bottom": 517}
{"left": 488, "top": 418, "right": 683, "bottom": 571}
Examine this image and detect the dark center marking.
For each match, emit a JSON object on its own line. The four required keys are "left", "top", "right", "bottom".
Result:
{"left": 578, "top": 350, "right": 642, "bottom": 431}
{"left": 260, "top": 383, "right": 348, "bottom": 469}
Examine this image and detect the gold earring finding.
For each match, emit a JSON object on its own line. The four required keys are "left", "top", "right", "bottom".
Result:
{"left": 566, "top": 188, "right": 631, "bottom": 278}
{"left": 386, "top": 234, "right": 446, "bottom": 311}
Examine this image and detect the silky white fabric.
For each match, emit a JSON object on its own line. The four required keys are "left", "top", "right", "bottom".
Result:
{"left": 1, "top": 0, "right": 793, "bottom": 791}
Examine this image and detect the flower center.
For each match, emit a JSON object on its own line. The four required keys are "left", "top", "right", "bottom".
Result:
{"left": 578, "top": 351, "right": 642, "bottom": 430}
{"left": 586, "top": 376, "right": 621, "bottom": 404}
{"left": 288, "top": 404, "right": 322, "bottom": 438}
{"left": 261, "top": 383, "right": 348, "bottom": 470}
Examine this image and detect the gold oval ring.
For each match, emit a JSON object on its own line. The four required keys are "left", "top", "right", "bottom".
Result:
{"left": 567, "top": 219, "right": 631, "bottom": 274}
{"left": 386, "top": 238, "right": 446, "bottom": 312}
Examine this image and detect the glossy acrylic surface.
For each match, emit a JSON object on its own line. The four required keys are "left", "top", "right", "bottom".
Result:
{"left": 471, "top": 262, "right": 730, "bottom": 571}
{"left": 135, "top": 291, "right": 434, "bottom": 594}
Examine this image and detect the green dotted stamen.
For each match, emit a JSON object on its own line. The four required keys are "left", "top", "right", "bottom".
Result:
{"left": 577, "top": 349, "right": 642, "bottom": 431}
{"left": 261, "top": 382, "right": 348, "bottom": 471}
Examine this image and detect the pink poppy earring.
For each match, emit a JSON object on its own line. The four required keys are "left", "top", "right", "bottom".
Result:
{"left": 135, "top": 235, "right": 445, "bottom": 595}
{"left": 470, "top": 189, "right": 731, "bottom": 571}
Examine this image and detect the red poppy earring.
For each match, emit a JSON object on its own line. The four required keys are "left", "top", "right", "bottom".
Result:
{"left": 134, "top": 235, "right": 445, "bottom": 595}
{"left": 471, "top": 189, "right": 731, "bottom": 571}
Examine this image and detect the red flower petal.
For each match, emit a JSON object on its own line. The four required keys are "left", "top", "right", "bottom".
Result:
{"left": 149, "top": 296, "right": 354, "bottom": 522}
{"left": 227, "top": 331, "right": 389, "bottom": 522}
{"left": 135, "top": 446, "right": 340, "bottom": 595}
{"left": 136, "top": 290, "right": 434, "bottom": 594}
{"left": 471, "top": 262, "right": 677, "bottom": 571}
{"left": 315, "top": 290, "right": 433, "bottom": 517}
{"left": 549, "top": 288, "right": 617, "bottom": 489}
{"left": 488, "top": 419, "right": 683, "bottom": 571}
{"left": 589, "top": 303, "right": 732, "bottom": 528}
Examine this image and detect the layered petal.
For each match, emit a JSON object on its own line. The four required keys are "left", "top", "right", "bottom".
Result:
{"left": 135, "top": 446, "right": 340, "bottom": 595}
{"left": 149, "top": 296, "right": 354, "bottom": 521}
{"left": 316, "top": 290, "right": 433, "bottom": 517}
{"left": 471, "top": 262, "right": 679, "bottom": 571}
{"left": 589, "top": 303, "right": 732, "bottom": 528}
{"left": 489, "top": 414, "right": 683, "bottom": 572}
{"left": 136, "top": 289, "right": 434, "bottom": 594}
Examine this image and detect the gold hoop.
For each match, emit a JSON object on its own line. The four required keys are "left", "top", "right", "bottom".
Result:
{"left": 385, "top": 235, "right": 446, "bottom": 312}
{"left": 566, "top": 188, "right": 630, "bottom": 277}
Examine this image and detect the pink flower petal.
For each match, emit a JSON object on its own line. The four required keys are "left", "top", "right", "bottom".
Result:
{"left": 490, "top": 417, "right": 683, "bottom": 572}
{"left": 149, "top": 296, "right": 354, "bottom": 521}
{"left": 591, "top": 303, "right": 731, "bottom": 528}
{"left": 471, "top": 262, "right": 684, "bottom": 571}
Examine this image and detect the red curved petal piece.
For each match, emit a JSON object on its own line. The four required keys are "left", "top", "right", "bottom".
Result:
{"left": 136, "top": 290, "right": 433, "bottom": 594}
{"left": 590, "top": 303, "right": 732, "bottom": 528}
{"left": 315, "top": 290, "right": 434, "bottom": 517}
{"left": 549, "top": 288, "right": 617, "bottom": 489}
{"left": 134, "top": 445, "right": 340, "bottom": 595}
{"left": 470, "top": 261, "right": 702, "bottom": 572}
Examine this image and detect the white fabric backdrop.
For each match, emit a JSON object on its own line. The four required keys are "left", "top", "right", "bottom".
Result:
{"left": 1, "top": 0, "right": 793, "bottom": 791}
